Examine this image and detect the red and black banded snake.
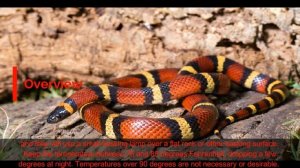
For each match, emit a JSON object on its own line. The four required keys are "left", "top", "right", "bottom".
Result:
{"left": 47, "top": 55, "right": 290, "bottom": 140}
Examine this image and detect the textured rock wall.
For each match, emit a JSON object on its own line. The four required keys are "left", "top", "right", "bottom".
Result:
{"left": 1, "top": 8, "right": 300, "bottom": 99}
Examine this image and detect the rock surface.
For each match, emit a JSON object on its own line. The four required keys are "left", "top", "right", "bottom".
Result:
{"left": 0, "top": 90, "right": 299, "bottom": 161}
{"left": 0, "top": 91, "right": 299, "bottom": 140}
{"left": 0, "top": 8, "right": 300, "bottom": 99}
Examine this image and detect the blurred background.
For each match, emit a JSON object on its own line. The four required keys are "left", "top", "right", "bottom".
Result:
{"left": 0, "top": 8, "right": 299, "bottom": 102}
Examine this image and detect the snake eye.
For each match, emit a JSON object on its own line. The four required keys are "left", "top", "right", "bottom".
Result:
{"left": 47, "top": 107, "right": 71, "bottom": 123}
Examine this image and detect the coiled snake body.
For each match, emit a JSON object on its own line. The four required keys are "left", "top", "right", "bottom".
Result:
{"left": 47, "top": 55, "right": 290, "bottom": 140}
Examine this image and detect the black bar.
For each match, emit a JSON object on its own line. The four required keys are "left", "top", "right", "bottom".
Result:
{"left": 1, "top": 161, "right": 300, "bottom": 168}
{"left": 0, "top": 0, "right": 298, "bottom": 7}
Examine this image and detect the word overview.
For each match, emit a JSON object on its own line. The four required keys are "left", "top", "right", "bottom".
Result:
{"left": 23, "top": 79, "right": 83, "bottom": 90}
{"left": 11, "top": 66, "right": 83, "bottom": 102}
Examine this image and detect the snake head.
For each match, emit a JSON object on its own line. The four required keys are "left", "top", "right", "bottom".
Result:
{"left": 47, "top": 107, "right": 71, "bottom": 123}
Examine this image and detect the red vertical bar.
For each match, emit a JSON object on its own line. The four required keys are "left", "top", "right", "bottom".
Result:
{"left": 12, "top": 66, "right": 18, "bottom": 102}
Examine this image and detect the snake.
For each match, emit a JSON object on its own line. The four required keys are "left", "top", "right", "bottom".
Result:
{"left": 47, "top": 55, "right": 290, "bottom": 140}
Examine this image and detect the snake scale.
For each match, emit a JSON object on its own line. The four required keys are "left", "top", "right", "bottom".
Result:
{"left": 47, "top": 55, "right": 290, "bottom": 140}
